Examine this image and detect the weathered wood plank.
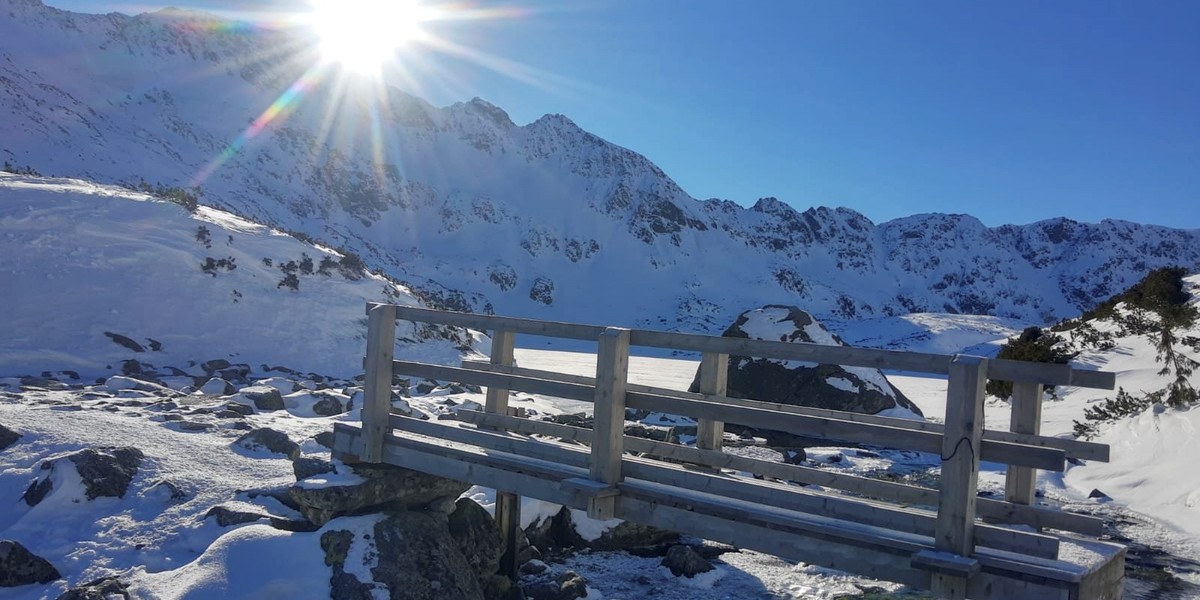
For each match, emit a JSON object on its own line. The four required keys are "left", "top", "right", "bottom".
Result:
{"left": 382, "top": 303, "right": 1113, "bottom": 389}
{"left": 484, "top": 330, "right": 516, "bottom": 416}
{"left": 333, "top": 423, "right": 1124, "bottom": 599}
{"left": 1006, "top": 381, "right": 1044, "bottom": 506}
{"left": 393, "top": 305, "right": 607, "bottom": 341}
{"left": 591, "top": 328, "right": 630, "bottom": 493}
{"left": 390, "top": 413, "right": 1058, "bottom": 558}
{"left": 361, "top": 303, "right": 397, "bottom": 463}
{"left": 448, "top": 409, "right": 1101, "bottom": 535}
{"left": 623, "top": 389, "right": 1065, "bottom": 471}
{"left": 392, "top": 361, "right": 596, "bottom": 402}
{"left": 695, "top": 351, "right": 728, "bottom": 451}
{"left": 933, "top": 355, "right": 988, "bottom": 599}
{"left": 461, "top": 360, "right": 1109, "bottom": 462}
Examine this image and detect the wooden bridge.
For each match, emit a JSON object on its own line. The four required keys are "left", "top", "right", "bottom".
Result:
{"left": 332, "top": 304, "right": 1126, "bottom": 600}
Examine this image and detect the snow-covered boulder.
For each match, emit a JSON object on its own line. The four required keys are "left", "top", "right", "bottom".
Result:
{"left": 694, "top": 306, "right": 923, "bottom": 417}
{"left": 21, "top": 447, "right": 145, "bottom": 507}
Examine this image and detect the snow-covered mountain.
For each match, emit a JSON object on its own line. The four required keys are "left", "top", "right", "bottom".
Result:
{"left": 0, "top": 173, "right": 474, "bottom": 378}
{"left": 3, "top": 0, "right": 1199, "bottom": 334}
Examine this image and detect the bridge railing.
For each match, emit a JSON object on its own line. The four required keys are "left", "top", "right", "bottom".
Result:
{"left": 350, "top": 303, "right": 1118, "bottom": 599}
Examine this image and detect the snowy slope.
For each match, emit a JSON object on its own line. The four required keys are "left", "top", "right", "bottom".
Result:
{"left": 2, "top": 0, "right": 1199, "bottom": 335}
{"left": 0, "top": 173, "right": 470, "bottom": 378}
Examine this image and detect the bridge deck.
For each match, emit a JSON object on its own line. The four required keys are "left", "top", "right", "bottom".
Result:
{"left": 333, "top": 422, "right": 1125, "bottom": 600}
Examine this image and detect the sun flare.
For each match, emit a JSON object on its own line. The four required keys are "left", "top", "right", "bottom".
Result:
{"left": 309, "top": 0, "right": 432, "bottom": 74}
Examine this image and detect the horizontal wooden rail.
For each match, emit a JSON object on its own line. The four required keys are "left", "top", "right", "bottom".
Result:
{"left": 335, "top": 421, "right": 1125, "bottom": 598}
{"left": 383, "top": 304, "right": 1115, "bottom": 389}
{"left": 393, "top": 359, "right": 1066, "bottom": 470}
{"left": 450, "top": 409, "right": 1103, "bottom": 536}
{"left": 382, "top": 415, "right": 1060, "bottom": 558}
{"left": 462, "top": 361, "right": 1110, "bottom": 462}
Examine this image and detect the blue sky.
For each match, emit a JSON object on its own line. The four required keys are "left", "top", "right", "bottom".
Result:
{"left": 48, "top": 1, "right": 1200, "bottom": 228}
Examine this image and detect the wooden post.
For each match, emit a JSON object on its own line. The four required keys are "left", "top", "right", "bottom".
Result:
{"left": 696, "top": 351, "right": 728, "bottom": 451}
{"left": 932, "top": 354, "right": 987, "bottom": 600}
{"left": 483, "top": 330, "right": 521, "bottom": 581}
{"left": 589, "top": 327, "right": 630, "bottom": 518}
{"left": 1005, "top": 381, "right": 1044, "bottom": 506}
{"left": 485, "top": 330, "right": 516, "bottom": 415}
{"left": 361, "top": 303, "right": 397, "bottom": 463}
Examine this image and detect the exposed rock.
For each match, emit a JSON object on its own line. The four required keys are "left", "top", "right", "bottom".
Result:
{"left": 529, "top": 277, "right": 555, "bottom": 305}
{"left": 143, "top": 480, "right": 189, "bottom": 503}
{"left": 289, "top": 463, "right": 469, "bottom": 526}
{"left": 293, "top": 457, "right": 336, "bottom": 481}
{"left": 205, "top": 505, "right": 266, "bottom": 527}
{"left": 0, "top": 424, "right": 20, "bottom": 452}
{"left": 524, "top": 506, "right": 677, "bottom": 553}
{"left": 22, "top": 447, "right": 145, "bottom": 506}
{"left": 523, "top": 570, "right": 589, "bottom": 600}
{"left": 661, "top": 544, "right": 715, "bottom": 577}
{"left": 233, "top": 428, "right": 299, "bottom": 459}
{"left": 312, "top": 431, "right": 336, "bottom": 449}
{"left": 198, "top": 377, "right": 236, "bottom": 396}
{"left": 238, "top": 385, "right": 284, "bottom": 411}
{"left": 200, "top": 359, "right": 232, "bottom": 374}
{"left": 447, "top": 498, "right": 505, "bottom": 591}
{"left": 323, "top": 511, "right": 485, "bottom": 600}
{"left": 691, "top": 305, "right": 922, "bottom": 416}
{"left": 0, "top": 539, "right": 60, "bottom": 587}
{"left": 55, "top": 576, "right": 130, "bottom": 599}
{"left": 103, "top": 331, "right": 145, "bottom": 353}
{"left": 222, "top": 402, "right": 255, "bottom": 416}
{"left": 312, "top": 392, "right": 347, "bottom": 416}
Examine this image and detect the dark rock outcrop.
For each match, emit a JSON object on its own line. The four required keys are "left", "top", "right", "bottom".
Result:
{"left": 0, "top": 540, "right": 60, "bottom": 587}
{"left": 524, "top": 506, "right": 677, "bottom": 553}
{"left": 22, "top": 447, "right": 145, "bottom": 506}
{"left": 238, "top": 385, "right": 284, "bottom": 411}
{"left": 447, "top": 498, "right": 506, "bottom": 593}
{"left": 661, "top": 544, "right": 715, "bottom": 577}
{"left": 691, "top": 305, "right": 922, "bottom": 416}
{"left": 0, "top": 424, "right": 19, "bottom": 452}
{"left": 233, "top": 428, "right": 299, "bottom": 459}
{"left": 289, "top": 463, "right": 469, "bottom": 526}
{"left": 55, "top": 576, "right": 130, "bottom": 600}
{"left": 522, "top": 570, "right": 590, "bottom": 600}
{"left": 323, "top": 511, "right": 488, "bottom": 600}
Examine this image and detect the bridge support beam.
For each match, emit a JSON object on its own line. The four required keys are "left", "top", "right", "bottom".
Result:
{"left": 696, "top": 351, "right": 728, "bottom": 451}
{"left": 933, "top": 355, "right": 988, "bottom": 599}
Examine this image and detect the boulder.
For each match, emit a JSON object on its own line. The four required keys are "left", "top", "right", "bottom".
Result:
{"left": 233, "top": 428, "right": 299, "bottom": 459}
{"left": 22, "top": 447, "right": 144, "bottom": 506}
{"left": 691, "top": 305, "right": 922, "bottom": 417}
{"left": 522, "top": 571, "right": 589, "bottom": 600}
{"left": 289, "top": 463, "right": 469, "bottom": 526}
{"left": 524, "top": 506, "right": 677, "bottom": 553}
{"left": 0, "top": 540, "right": 60, "bottom": 587}
{"left": 311, "top": 392, "right": 347, "bottom": 417}
{"left": 238, "top": 385, "right": 284, "bottom": 411}
{"left": 293, "top": 457, "right": 336, "bottom": 481}
{"left": 198, "top": 377, "right": 236, "bottom": 396}
{"left": 0, "top": 424, "right": 19, "bottom": 452}
{"left": 447, "top": 498, "right": 505, "bottom": 591}
{"left": 322, "top": 511, "right": 484, "bottom": 600}
{"left": 55, "top": 576, "right": 130, "bottom": 599}
{"left": 660, "top": 544, "right": 715, "bottom": 577}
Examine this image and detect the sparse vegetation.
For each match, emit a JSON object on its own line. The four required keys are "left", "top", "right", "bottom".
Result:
{"left": 129, "top": 179, "right": 202, "bottom": 213}
{"left": 277, "top": 272, "right": 299, "bottom": 291}
{"left": 195, "top": 225, "right": 211, "bottom": 249}
{"left": 1069, "top": 267, "right": 1199, "bottom": 437}
{"left": 200, "top": 256, "right": 236, "bottom": 276}
{"left": 986, "top": 327, "right": 1076, "bottom": 400}
{"left": 2, "top": 161, "right": 41, "bottom": 176}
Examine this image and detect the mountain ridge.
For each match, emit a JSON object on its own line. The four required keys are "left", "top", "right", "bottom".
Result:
{"left": 3, "top": 0, "right": 1199, "bottom": 334}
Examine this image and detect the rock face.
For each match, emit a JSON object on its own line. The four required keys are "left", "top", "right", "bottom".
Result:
{"left": 289, "top": 463, "right": 470, "bottom": 526}
{"left": 22, "top": 447, "right": 145, "bottom": 506}
{"left": 0, "top": 424, "right": 19, "bottom": 452}
{"left": 0, "top": 540, "right": 60, "bottom": 587}
{"left": 321, "top": 503, "right": 505, "bottom": 600}
{"left": 692, "top": 306, "right": 922, "bottom": 417}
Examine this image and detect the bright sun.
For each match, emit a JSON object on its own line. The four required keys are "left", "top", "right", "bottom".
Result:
{"left": 309, "top": 0, "right": 432, "bottom": 74}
